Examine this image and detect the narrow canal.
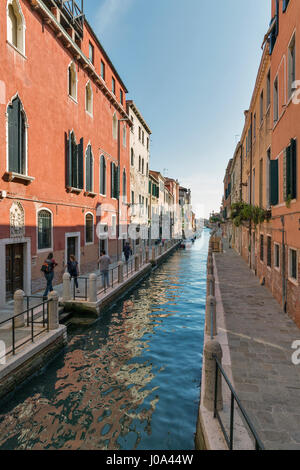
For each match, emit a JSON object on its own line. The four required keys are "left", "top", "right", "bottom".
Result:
{"left": 0, "top": 230, "right": 209, "bottom": 450}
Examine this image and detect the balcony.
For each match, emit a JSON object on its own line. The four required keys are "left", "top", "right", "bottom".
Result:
{"left": 42, "top": 0, "right": 85, "bottom": 38}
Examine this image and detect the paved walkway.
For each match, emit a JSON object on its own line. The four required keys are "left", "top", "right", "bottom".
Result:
{"left": 215, "top": 249, "right": 300, "bottom": 450}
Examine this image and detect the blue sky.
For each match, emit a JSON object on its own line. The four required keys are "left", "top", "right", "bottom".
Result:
{"left": 84, "top": 0, "right": 271, "bottom": 218}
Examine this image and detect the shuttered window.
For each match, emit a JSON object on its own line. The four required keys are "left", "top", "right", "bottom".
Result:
{"left": 85, "top": 214, "right": 94, "bottom": 244}
{"left": 38, "top": 210, "right": 52, "bottom": 250}
{"left": 85, "top": 145, "right": 93, "bottom": 192}
{"left": 111, "top": 162, "right": 119, "bottom": 199}
{"left": 284, "top": 139, "right": 297, "bottom": 201}
{"left": 260, "top": 235, "right": 264, "bottom": 262}
{"left": 8, "top": 96, "right": 26, "bottom": 175}
{"left": 267, "top": 236, "right": 272, "bottom": 267}
{"left": 66, "top": 132, "right": 84, "bottom": 190}
{"left": 122, "top": 169, "right": 127, "bottom": 198}
{"left": 270, "top": 159, "right": 279, "bottom": 206}
{"left": 100, "top": 155, "right": 106, "bottom": 195}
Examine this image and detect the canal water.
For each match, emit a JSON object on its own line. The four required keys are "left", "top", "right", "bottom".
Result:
{"left": 0, "top": 230, "right": 209, "bottom": 450}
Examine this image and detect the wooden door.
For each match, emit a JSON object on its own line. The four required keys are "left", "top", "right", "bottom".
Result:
{"left": 6, "top": 244, "right": 24, "bottom": 300}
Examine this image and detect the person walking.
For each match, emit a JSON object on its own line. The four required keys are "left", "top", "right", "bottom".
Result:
{"left": 42, "top": 253, "right": 58, "bottom": 299}
{"left": 123, "top": 242, "right": 132, "bottom": 263}
{"left": 67, "top": 254, "right": 80, "bottom": 293}
{"left": 98, "top": 250, "right": 111, "bottom": 290}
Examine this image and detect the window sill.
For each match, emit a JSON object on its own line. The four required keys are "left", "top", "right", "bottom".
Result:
{"left": 6, "top": 41, "right": 27, "bottom": 60}
{"left": 86, "top": 110, "right": 93, "bottom": 118}
{"left": 4, "top": 172, "right": 35, "bottom": 185}
{"left": 37, "top": 247, "right": 53, "bottom": 254}
{"left": 288, "top": 277, "right": 298, "bottom": 287}
{"left": 66, "top": 186, "right": 82, "bottom": 194}
{"left": 68, "top": 94, "right": 78, "bottom": 104}
{"left": 84, "top": 191, "right": 97, "bottom": 198}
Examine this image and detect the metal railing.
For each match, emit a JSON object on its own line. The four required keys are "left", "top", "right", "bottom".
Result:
{"left": 124, "top": 258, "right": 135, "bottom": 279}
{"left": 0, "top": 299, "right": 51, "bottom": 361}
{"left": 72, "top": 276, "right": 88, "bottom": 300}
{"left": 97, "top": 265, "right": 119, "bottom": 296}
{"left": 213, "top": 355, "right": 264, "bottom": 451}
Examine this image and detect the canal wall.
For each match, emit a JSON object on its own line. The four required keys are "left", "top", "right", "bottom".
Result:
{"left": 195, "top": 235, "right": 253, "bottom": 450}
{"left": 0, "top": 326, "right": 67, "bottom": 403}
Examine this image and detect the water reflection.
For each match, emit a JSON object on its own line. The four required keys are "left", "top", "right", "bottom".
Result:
{"left": 0, "top": 231, "right": 209, "bottom": 450}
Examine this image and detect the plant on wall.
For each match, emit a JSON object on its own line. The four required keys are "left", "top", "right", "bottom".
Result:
{"left": 230, "top": 202, "right": 271, "bottom": 227}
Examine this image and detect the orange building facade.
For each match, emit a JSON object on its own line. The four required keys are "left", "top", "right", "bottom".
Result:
{"left": 0, "top": 0, "right": 131, "bottom": 305}
{"left": 222, "top": 0, "right": 300, "bottom": 326}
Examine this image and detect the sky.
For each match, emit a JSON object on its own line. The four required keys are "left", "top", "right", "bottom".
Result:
{"left": 83, "top": 0, "right": 271, "bottom": 218}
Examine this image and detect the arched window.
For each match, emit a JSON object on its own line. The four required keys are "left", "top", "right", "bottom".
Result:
{"left": 68, "top": 62, "right": 77, "bottom": 100}
{"left": 142, "top": 159, "right": 144, "bottom": 174}
{"left": 100, "top": 155, "right": 106, "bottom": 195}
{"left": 8, "top": 95, "right": 27, "bottom": 175}
{"left": 112, "top": 112, "right": 118, "bottom": 140}
{"left": 7, "top": 0, "right": 25, "bottom": 54}
{"left": 85, "top": 145, "right": 93, "bottom": 192}
{"left": 131, "top": 148, "right": 134, "bottom": 166}
{"left": 123, "top": 124, "right": 126, "bottom": 148}
{"left": 85, "top": 82, "right": 93, "bottom": 115}
{"left": 139, "top": 156, "right": 141, "bottom": 172}
{"left": 122, "top": 169, "right": 127, "bottom": 199}
{"left": 38, "top": 210, "right": 52, "bottom": 250}
{"left": 85, "top": 213, "right": 94, "bottom": 244}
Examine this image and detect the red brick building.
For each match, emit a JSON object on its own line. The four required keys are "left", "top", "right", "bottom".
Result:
{"left": 0, "top": 0, "right": 131, "bottom": 305}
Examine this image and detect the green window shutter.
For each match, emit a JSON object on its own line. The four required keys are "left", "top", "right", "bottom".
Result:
{"left": 71, "top": 135, "right": 78, "bottom": 188}
{"left": 114, "top": 165, "right": 120, "bottom": 199}
{"left": 111, "top": 162, "right": 114, "bottom": 198}
{"left": 8, "top": 98, "right": 21, "bottom": 173}
{"left": 291, "top": 138, "right": 297, "bottom": 199}
{"left": 286, "top": 144, "right": 291, "bottom": 200}
{"left": 283, "top": 148, "right": 287, "bottom": 201}
{"left": 270, "top": 159, "right": 279, "bottom": 206}
{"left": 77, "top": 138, "right": 84, "bottom": 189}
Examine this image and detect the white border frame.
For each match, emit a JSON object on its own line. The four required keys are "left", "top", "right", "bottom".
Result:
{"left": 36, "top": 207, "right": 54, "bottom": 254}
{"left": 85, "top": 212, "right": 94, "bottom": 246}
{"left": 288, "top": 246, "right": 298, "bottom": 285}
{"left": 7, "top": 0, "right": 26, "bottom": 56}
{"left": 65, "top": 232, "right": 81, "bottom": 269}
{"left": 6, "top": 93, "right": 29, "bottom": 176}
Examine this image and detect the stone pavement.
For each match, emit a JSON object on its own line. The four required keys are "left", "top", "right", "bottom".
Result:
{"left": 215, "top": 249, "right": 300, "bottom": 450}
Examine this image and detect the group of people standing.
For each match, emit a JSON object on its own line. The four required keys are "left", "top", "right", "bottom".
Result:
{"left": 41, "top": 242, "right": 133, "bottom": 298}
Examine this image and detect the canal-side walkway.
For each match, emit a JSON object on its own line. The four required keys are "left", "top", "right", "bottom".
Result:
{"left": 215, "top": 249, "right": 300, "bottom": 450}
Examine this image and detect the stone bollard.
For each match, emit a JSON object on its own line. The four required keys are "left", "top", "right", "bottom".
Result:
{"left": 135, "top": 254, "right": 140, "bottom": 271}
{"left": 205, "top": 295, "right": 217, "bottom": 337}
{"left": 203, "top": 340, "right": 223, "bottom": 412}
{"left": 118, "top": 261, "right": 124, "bottom": 284}
{"left": 48, "top": 291, "right": 59, "bottom": 330}
{"left": 88, "top": 273, "right": 97, "bottom": 303}
{"left": 145, "top": 248, "right": 149, "bottom": 263}
{"left": 63, "top": 272, "right": 71, "bottom": 301}
{"left": 207, "top": 274, "right": 215, "bottom": 297}
{"left": 14, "top": 290, "right": 25, "bottom": 328}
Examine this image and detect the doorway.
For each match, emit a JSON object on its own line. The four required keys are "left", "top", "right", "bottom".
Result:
{"left": 6, "top": 244, "right": 24, "bottom": 300}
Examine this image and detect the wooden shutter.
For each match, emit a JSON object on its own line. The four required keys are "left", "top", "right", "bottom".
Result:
{"left": 111, "top": 162, "right": 114, "bottom": 198}
{"left": 286, "top": 144, "right": 291, "bottom": 199}
{"left": 8, "top": 98, "right": 20, "bottom": 173}
{"left": 71, "top": 135, "right": 78, "bottom": 188}
{"left": 270, "top": 160, "right": 279, "bottom": 206}
{"left": 114, "top": 165, "right": 120, "bottom": 199}
{"left": 66, "top": 131, "right": 72, "bottom": 187}
{"left": 283, "top": 148, "right": 287, "bottom": 201}
{"left": 77, "top": 138, "right": 84, "bottom": 189}
{"left": 291, "top": 138, "right": 297, "bottom": 199}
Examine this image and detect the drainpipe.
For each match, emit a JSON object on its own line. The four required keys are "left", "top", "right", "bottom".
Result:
{"left": 118, "top": 118, "right": 130, "bottom": 262}
{"left": 249, "top": 113, "right": 253, "bottom": 269}
{"left": 281, "top": 215, "right": 287, "bottom": 312}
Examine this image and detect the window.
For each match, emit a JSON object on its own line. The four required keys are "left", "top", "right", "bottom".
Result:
{"left": 289, "top": 248, "right": 298, "bottom": 281}
{"left": 259, "top": 159, "right": 263, "bottom": 208}
{"left": 85, "top": 82, "right": 93, "bottom": 115}
{"left": 288, "top": 34, "right": 296, "bottom": 99}
{"left": 101, "top": 60, "right": 105, "bottom": 80}
{"left": 138, "top": 127, "right": 141, "bottom": 141}
{"left": 269, "top": 1, "right": 279, "bottom": 55}
{"left": 66, "top": 132, "right": 84, "bottom": 190}
{"left": 260, "top": 235, "right": 264, "bottom": 262}
{"left": 131, "top": 191, "right": 134, "bottom": 205}
{"left": 270, "top": 158, "right": 279, "bottom": 206}
{"left": 100, "top": 155, "right": 106, "bottom": 195}
{"left": 7, "top": 95, "right": 27, "bottom": 175}
{"left": 142, "top": 130, "right": 145, "bottom": 145}
{"left": 122, "top": 169, "right": 127, "bottom": 199}
{"left": 112, "top": 77, "right": 116, "bottom": 95}
{"left": 38, "top": 210, "right": 52, "bottom": 250}
{"left": 266, "top": 148, "right": 271, "bottom": 207}
{"left": 267, "top": 70, "right": 271, "bottom": 108}
{"left": 120, "top": 89, "right": 123, "bottom": 105}
{"left": 284, "top": 139, "right": 297, "bottom": 201}
{"left": 147, "top": 137, "right": 149, "bottom": 150}
{"left": 267, "top": 236, "right": 272, "bottom": 267}
{"left": 131, "top": 148, "right": 134, "bottom": 166}
{"left": 85, "top": 213, "right": 94, "bottom": 244}
{"left": 274, "top": 77, "right": 279, "bottom": 122}
{"left": 146, "top": 163, "right": 149, "bottom": 176}
{"left": 142, "top": 159, "right": 144, "bottom": 174}
{"left": 85, "top": 145, "right": 93, "bottom": 193}
{"left": 260, "top": 91, "right": 264, "bottom": 124}
{"left": 283, "top": 0, "right": 290, "bottom": 12}
{"left": 111, "top": 162, "right": 119, "bottom": 199}
{"left": 274, "top": 243, "right": 280, "bottom": 269}
{"left": 7, "top": 0, "right": 25, "bottom": 55}
{"left": 253, "top": 113, "right": 256, "bottom": 140}
{"left": 68, "top": 62, "right": 77, "bottom": 101}
{"left": 112, "top": 113, "right": 118, "bottom": 140}
{"left": 139, "top": 156, "right": 141, "bottom": 172}
{"left": 89, "top": 42, "right": 94, "bottom": 64}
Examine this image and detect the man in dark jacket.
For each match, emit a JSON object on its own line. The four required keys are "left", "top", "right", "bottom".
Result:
{"left": 123, "top": 242, "right": 132, "bottom": 263}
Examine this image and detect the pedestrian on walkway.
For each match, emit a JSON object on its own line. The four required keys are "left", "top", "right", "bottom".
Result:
{"left": 123, "top": 242, "right": 132, "bottom": 263}
{"left": 98, "top": 250, "right": 111, "bottom": 290}
{"left": 67, "top": 254, "right": 80, "bottom": 293}
{"left": 41, "top": 253, "right": 58, "bottom": 299}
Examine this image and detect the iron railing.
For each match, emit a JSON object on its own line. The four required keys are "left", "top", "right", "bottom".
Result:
{"left": 72, "top": 276, "right": 88, "bottom": 301}
{"left": 213, "top": 355, "right": 264, "bottom": 450}
{"left": 0, "top": 298, "right": 51, "bottom": 361}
